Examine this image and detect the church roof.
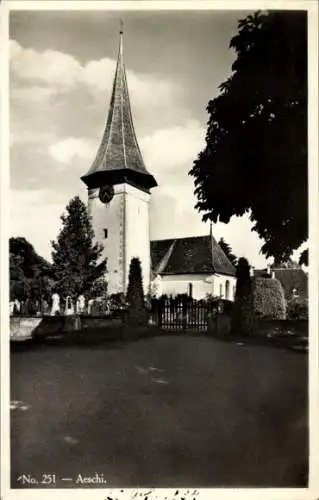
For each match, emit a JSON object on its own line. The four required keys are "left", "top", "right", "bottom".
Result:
{"left": 81, "top": 28, "right": 157, "bottom": 190}
{"left": 151, "top": 235, "right": 236, "bottom": 277}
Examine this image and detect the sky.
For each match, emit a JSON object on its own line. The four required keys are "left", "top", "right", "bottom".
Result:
{"left": 9, "top": 8, "right": 287, "bottom": 268}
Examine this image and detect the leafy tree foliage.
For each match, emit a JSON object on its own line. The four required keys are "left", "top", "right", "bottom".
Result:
{"left": 218, "top": 238, "right": 238, "bottom": 266}
{"left": 126, "top": 257, "right": 148, "bottom": 326}
{"left": 299, "top": 249, "right": 308, "bottom": 267}
{"left": 9, "top": 237, "right": 53, "bottom": 302}
{"left": 190, "top": 11, "right": 307, "bottom": 262}
{"left": 231, "top": 257, "right": 257, "bottom": 336}
{"left": 51, "top": 196, "right": 106, "bottom": 301}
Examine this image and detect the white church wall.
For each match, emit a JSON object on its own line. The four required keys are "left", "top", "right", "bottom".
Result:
{"left": 124, "top": 184, "right": 151, "bottom": 295}
{"left": 159, "top": 274, "right": 214, "bottom": 300}
{"left": 154, "top": 274, "right": 236, "bottom": 301}
{"left": 212, "top": 275, "right": 237, "bottom": 301}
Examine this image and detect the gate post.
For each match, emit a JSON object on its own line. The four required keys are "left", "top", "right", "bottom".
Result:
{"left": 158, "top": 297, "right": 163, "bottom": 328}
{"left": 182, "top": 295, "right": 188, "bottom": 330}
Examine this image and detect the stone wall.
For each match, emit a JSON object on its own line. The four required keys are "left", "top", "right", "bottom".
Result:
{"left": 258, "top": 319, "right": 308, "bottom": 337}
{"left": 207, "top": 315, "right": 308, "bottom": 339}
{"left": 10, "top": 316, "right": 64, "bottom": 341}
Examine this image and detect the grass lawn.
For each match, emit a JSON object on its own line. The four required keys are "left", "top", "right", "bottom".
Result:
{"left": 10, "top": 335, "right": 308, "bottom": 488}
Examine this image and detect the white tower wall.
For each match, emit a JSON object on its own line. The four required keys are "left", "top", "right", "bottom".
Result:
{"left": 88, "top": 183, "right": 150, "bottom": 296}
{"left": 124, "top": 183, "right": 151, "bottom": 296}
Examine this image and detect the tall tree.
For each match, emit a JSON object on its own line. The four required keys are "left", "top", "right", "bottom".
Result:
{"left": 126, "top": 257, "right": 148, "bottom": 326}
{"left": 9, "top": 237, "right": 53, "bottom": 302}
{"left": 190, "top": 11, "right": 307, "bottom": 263}
{"left": 218, "top": 238, "right": 238, "bottom": 266}
{"left": 51, "top": 196, "right": 106, "bottom": 301}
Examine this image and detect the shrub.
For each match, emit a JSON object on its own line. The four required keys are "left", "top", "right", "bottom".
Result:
{"left": 221, "top": 299, "right": 233, "bottom": 315}
{"left": 287, "top": 297, "right": 308, "bottom": 319}
{"left": 109, "top": 293, "right": 127, "bottom": 311}
{"left": 126, "top": 258, "right": 148, "bottom": 326}
{"left": 231, "top": 257, "right": 257, "bottom": 336}
{"left": 203, "top": 294, "right": 233, "bottom": 315}
{"left": 253, "top": 277, "right": 286, "bottom": 320}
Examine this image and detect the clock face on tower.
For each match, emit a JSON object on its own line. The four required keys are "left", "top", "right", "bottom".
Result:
{"left": 99, "top": 185, "right": 114, "bottom": 204}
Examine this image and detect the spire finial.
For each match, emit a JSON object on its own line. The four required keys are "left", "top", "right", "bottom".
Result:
{"left": 119, "top": 19, "right": 124, "bottom": 57}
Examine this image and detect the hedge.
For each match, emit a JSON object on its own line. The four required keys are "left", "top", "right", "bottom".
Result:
{"left": 253, "top": 277, "right": 286, "bottom": 320}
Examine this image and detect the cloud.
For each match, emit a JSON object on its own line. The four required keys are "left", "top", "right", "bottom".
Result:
{"left": 10, "top": 40, "right": 184, "bottom": 114}
{"left": 79, "top": 57, "right": 115, "bottom": 93}
{"left": 10, "top": 85, "right": 56, "bottom": 104}
{"left": 10, "top": 40, "right": 82, "bottom": 90}
{"left": 48, "top": 137, "right": 96, "bottom": 164}
{"left": 9, "top": 189, "right": 68, "bottom": 260}
{"left": 141, "top": 120, "right": 205, "bottom": 181}
{"left": 10, "top": 39, "right": 188, "bottom": 160}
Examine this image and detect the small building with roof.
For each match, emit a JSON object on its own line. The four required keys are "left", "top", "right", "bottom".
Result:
{"left": 150, "top": 233, "right": 237, "bottom": 301}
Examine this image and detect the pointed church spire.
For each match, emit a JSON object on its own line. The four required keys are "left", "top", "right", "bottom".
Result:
{"left": 81, "top": 26, "right": 157, "bottom": 191}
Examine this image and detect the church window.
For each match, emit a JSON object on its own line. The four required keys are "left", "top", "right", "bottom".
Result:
{"left": 103, "top": 229, "right": 108, "bottom": 238}
{"left": 219, "top": 283, "right": 223, "bottom": 297}
{"left": 188, "top": 283, "right": 193, "bottom": 298}
{"left": 225, "top": 280, "right": 230, "bottom": 299}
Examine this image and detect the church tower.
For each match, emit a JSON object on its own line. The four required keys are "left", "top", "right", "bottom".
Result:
{"left": 81, "top": 26, "right": 157, "bottom": 296}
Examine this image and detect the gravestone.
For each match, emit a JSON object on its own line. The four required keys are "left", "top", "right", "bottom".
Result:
{"left": 9, "top": 301, "right": 14, "bottom": 316}
{"left": 14, "top": 299, "right": 21, "bottom": 314}
{"left": 76, "top": 295, "right": 86, "bottom": 314}
{"left": 87, "top": 298, "right": 94, "bottom": 315}
{"left": 65, "top": 296, "right": 75, "bottom": 316}
{"left": 51, "top": 293, "right": 60, "bottom": 316}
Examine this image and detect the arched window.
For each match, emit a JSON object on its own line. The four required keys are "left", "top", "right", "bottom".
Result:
{"left": 219, "top": 283, "right": 223, "bottom": 298}
{"left": 225, "top": 280, "right": 230, "bottom": 299}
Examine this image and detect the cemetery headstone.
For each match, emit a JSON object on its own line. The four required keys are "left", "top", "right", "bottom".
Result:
{"left": 76, "top": 294, "right": 86, "bottom": 314}
{"left": 9, "top": 301, "right": 14, "bottom": 316}
{"left": 51, "top": 293, "right": 60, "bottom": 316}
{"left": 88, "top": 298, "right": 94, "bottom": 315}
{"left": 65, "top": 296, "right": 75, "bottom": 316}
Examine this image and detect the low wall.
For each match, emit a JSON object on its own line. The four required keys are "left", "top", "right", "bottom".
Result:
{"left": 80, "top": 316, "right": 123, "bottom": 330}
{"left": 10, "top": 316, "right": 64, "bottom": 341}
{"left": 207, "top": 315, "right": 308, "bottom": 339}
{"left": 10, "top": 315, "right": 125, "bottom": 342}
{"left": 207, "top": 315, "right": 232, "bottom": 336}
{"left": 258, "top": 319, "right": 308, "bottom": 337}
